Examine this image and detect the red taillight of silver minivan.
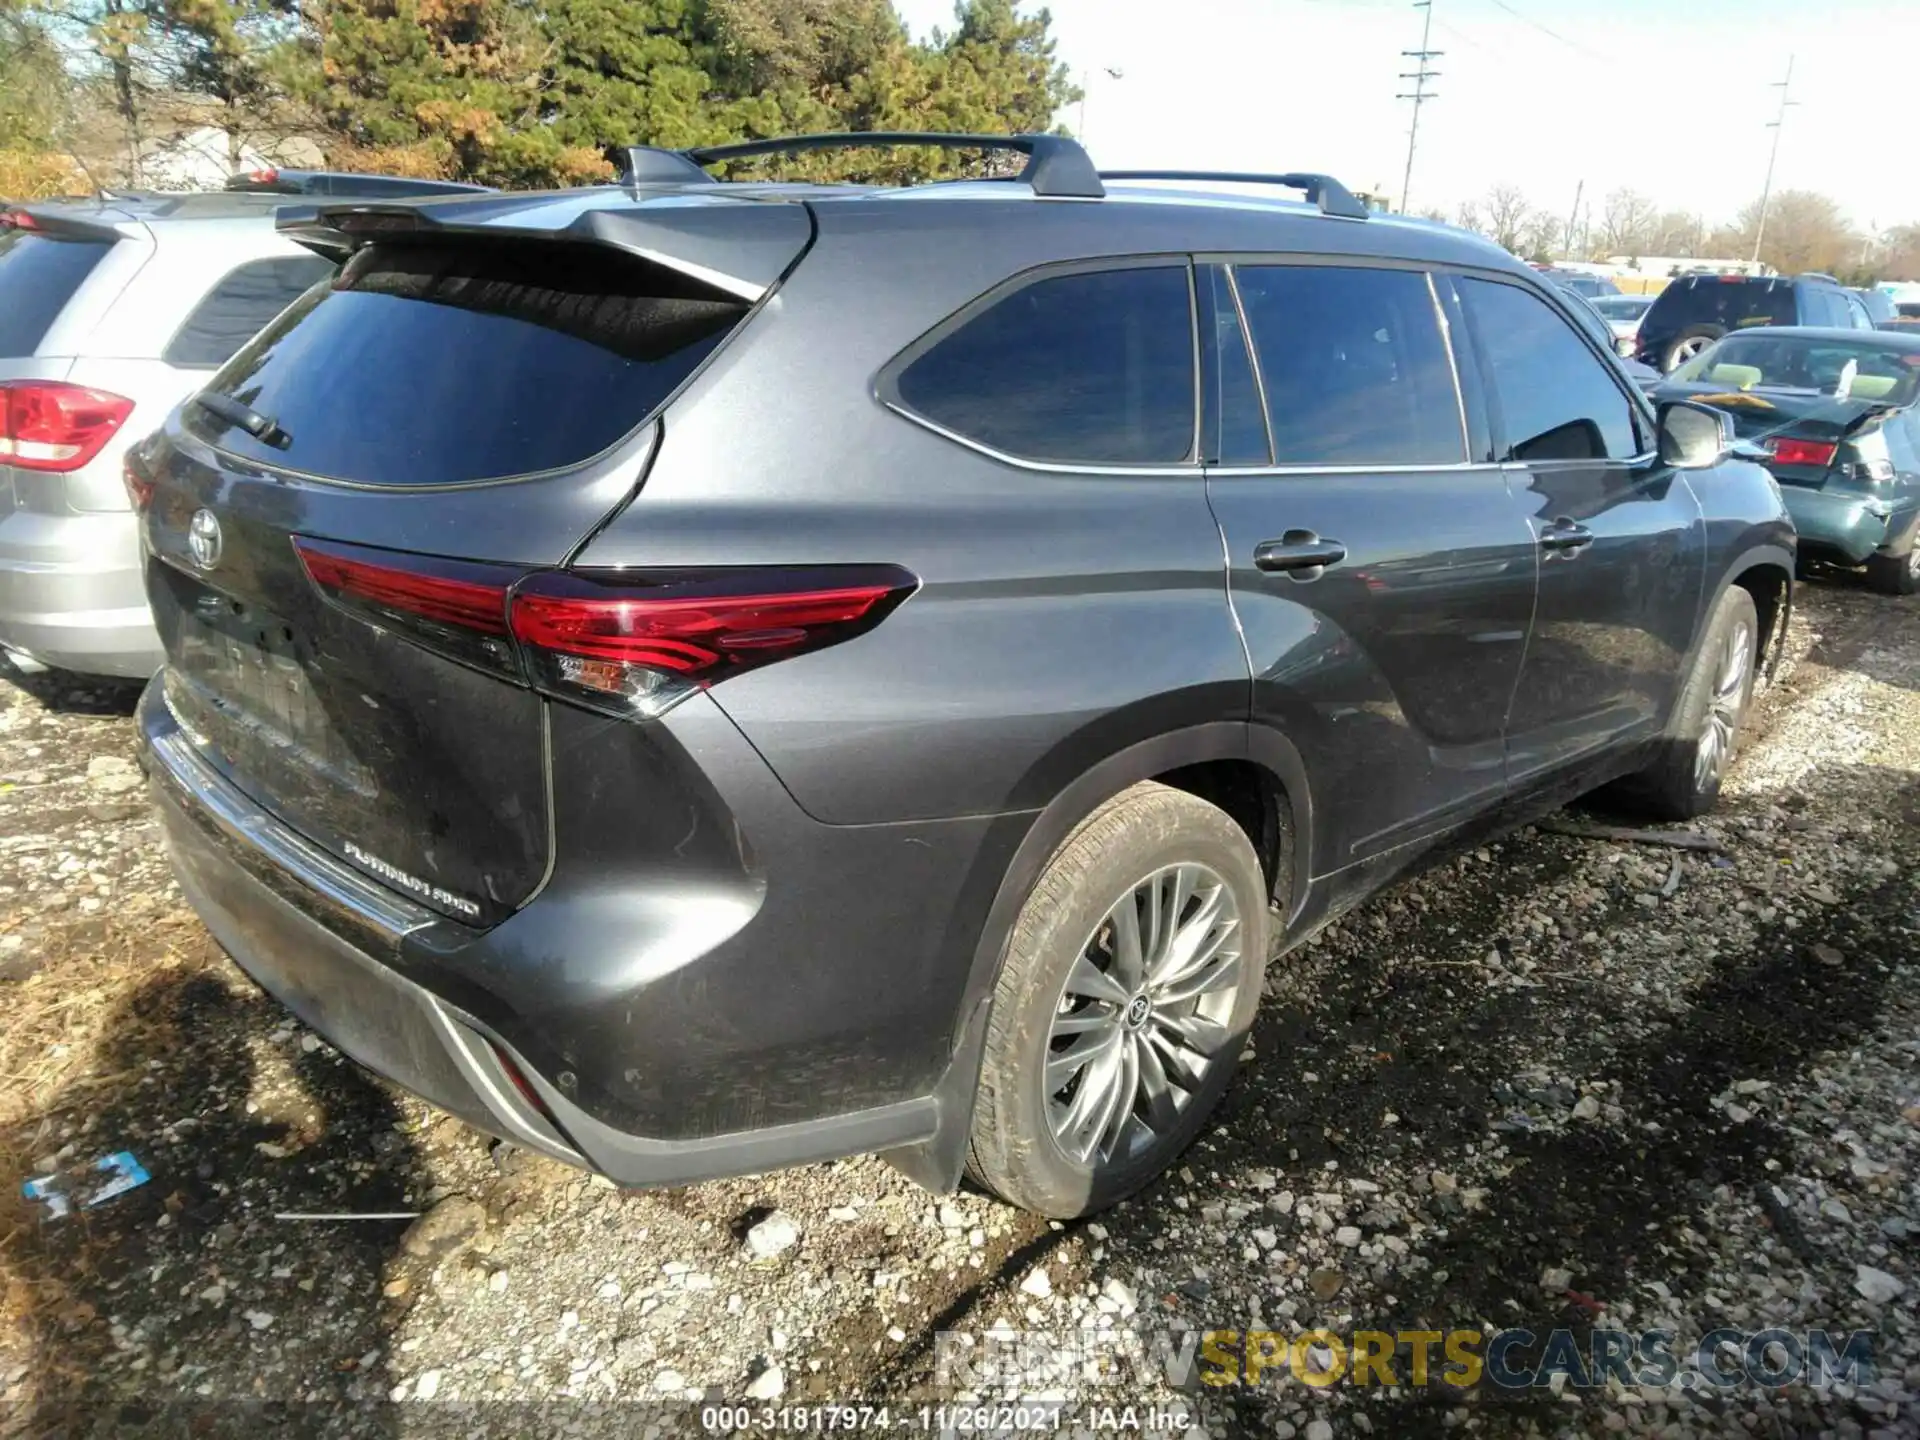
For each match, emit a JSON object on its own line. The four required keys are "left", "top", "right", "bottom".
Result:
{"left": 0, "top": 381, "right": 133, "bottom": 472}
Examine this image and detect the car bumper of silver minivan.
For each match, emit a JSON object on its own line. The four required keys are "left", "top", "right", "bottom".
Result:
{"left": 0, "top": 503, "right": 161, "bottom": 678}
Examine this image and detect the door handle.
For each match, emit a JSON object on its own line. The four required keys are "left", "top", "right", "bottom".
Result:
{"left": 1539, "top": 519, "right": 1594, "bottom": 555}
{"left": 1254, "top": 530, "right": 1347, "bottom": 578}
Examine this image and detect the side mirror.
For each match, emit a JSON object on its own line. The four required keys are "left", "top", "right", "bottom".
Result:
{"left": 1657, "top": 400, "right": 1733, "bottom": 470}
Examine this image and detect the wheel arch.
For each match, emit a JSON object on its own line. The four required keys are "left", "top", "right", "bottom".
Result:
{"left": 1719, "top": 544, "right": 1796, "bottom": 684}
{"left": 882, "top": 720, "right": 1313, "bottom": 1192}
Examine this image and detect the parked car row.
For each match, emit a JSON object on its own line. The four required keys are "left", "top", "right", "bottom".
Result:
{"left": 66, "top": 134, "right": 1799, "bottom": 1217}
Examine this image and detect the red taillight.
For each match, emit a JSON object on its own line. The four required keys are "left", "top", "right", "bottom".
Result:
{"left": 292, "top": 537, "right": 915, "bottom": 719}
{"left": 298, "top": 541, "right": 511, "bottom": 634}
{"left": 1767, "top": 437, "right": 1837, "bottom": 468}
{"left": 509, "top": 568, "right": 916, "bottom": 717}
{"left": 294, "top": 537, "right": 520, "bottom": 674}
{"left": 248, "top": 168, "right": 278, "bottom": 184}
{"left": 0, "top": 209, "right": 38, "bottom": 230}
{"left": 0, "top": 382, "right": 135, "bottom": 473}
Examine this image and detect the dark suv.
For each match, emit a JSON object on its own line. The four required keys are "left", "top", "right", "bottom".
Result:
{"left": 1636, "top": 271, "right": 1875, "bottom": 372}
{"left": 132, "top": 133, "right": 1793, "bottom": 1217}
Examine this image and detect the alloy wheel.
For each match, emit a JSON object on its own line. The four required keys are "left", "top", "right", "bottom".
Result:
{"left": 1671, "top": 336, "right": 1711, "bottom": 368}
{"left": 1044, "top": 862, "right": 1244, "bottom": 1167}
{"left": 1695, "top": 619, "right": 1753, "bottom": 792}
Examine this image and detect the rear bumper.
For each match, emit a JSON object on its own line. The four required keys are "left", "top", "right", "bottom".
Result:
{"left": 0, "top": 502, "right": 161, "bottom": 677}
{"left": 137, "top": 676, "right": 986, "bottom": 1188}
{"left": 1778, "top": 486, "right": 1897, "bottom": 564}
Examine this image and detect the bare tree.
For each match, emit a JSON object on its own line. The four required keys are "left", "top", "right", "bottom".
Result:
{"left": 1518, "top": 212, "right": 1562, "bottom": 263}
{"left": 1599, "top": 187, "right": 1656, "bottom": 256}
{"left": 1646, "top": 209, "right": 1707, "bottom": 257}
{"left": 1481, "top": 184, "right": 1532, "bottom": 254}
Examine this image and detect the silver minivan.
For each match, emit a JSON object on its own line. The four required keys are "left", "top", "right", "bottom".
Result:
{"left": 0, "top": 192, "right": 337, "bottom": 677}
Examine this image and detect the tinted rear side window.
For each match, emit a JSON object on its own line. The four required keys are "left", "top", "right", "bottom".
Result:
{"left": 0, "top": 231, "right": 114, "bottom": 358}
{"left": 188, "top": 241, "right": 747, "bottom": 486}
{"left": 1233, "top": 264, "right": 1464, "bottom": 466}
{"left": 893, "top": 266, "right": 1196, "bottom": 465}
{"left": 164, "top": 254, "right": 337, "bottom": 368}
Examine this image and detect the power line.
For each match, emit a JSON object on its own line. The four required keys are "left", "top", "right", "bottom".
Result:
{"left": 1751, "top": 55, "right": 1797, "bottom": 265}
{"left": 1397, "top": 0, "right": 1441, "bottom": 214}
{"left": 1482, "top": 0, "right": 1614, "bottom": 63}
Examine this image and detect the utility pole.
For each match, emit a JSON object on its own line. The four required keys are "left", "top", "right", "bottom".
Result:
{"left": 1564, "top": 178, "right": 1584, "bottom": 260}
{"left": 1397, "top": 0, "right": 1441, "bottom": 214}
{"left": 1752, "top": 55, "right": 1796, "bottom": 266}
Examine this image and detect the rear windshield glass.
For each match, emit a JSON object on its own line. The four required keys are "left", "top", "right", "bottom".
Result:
{"left": 187, "top": 240, "right": 747, "bottom": 485}
{"left": 1649, "top": 278, "right": 1795, "bottom": 332}
{"left": 0, "top": 230, "right": 114, "bottom": 358}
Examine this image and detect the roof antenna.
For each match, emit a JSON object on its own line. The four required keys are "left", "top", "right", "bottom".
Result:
{"left": 66, "top": 148, "right": 106, "bottom": 200}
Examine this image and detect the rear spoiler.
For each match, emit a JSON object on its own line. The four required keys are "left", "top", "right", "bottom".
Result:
{"left": 275, "top": 199, "right": 813, "bottom": 303}
{"left": 0, "top": 205, "right": 129, "bottom": 243}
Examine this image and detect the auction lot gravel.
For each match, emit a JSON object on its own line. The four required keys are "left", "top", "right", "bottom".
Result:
{"left": 3, "top": 581, "right": 1917, "bottom": 1440}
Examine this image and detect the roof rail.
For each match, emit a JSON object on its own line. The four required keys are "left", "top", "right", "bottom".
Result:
{"left": 683, "top": 132, "right": 1105, "bottom": 200}
{"left": 1099, "top": 170, "right": 1370, "bottom": 220}
{"left": 1795, "top": 271, "right": 1842, "bottom": 285}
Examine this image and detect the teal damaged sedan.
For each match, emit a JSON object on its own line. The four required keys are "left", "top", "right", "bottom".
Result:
{"left": 1653, "top": 327, "right": 1920, "bottom": 594}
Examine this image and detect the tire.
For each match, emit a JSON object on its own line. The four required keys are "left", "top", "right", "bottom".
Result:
{"left": 1619, "top": 586, "right": 1760, "bottom": 821}
{"left": 1662, "top": 325, "right": 1724, "bottom": 373}
{"left": 1865, "top": 535, "right": 1920, "bottom": 596}
{"left": 965, "top": 782, "right": 1271, "bottom": 1218}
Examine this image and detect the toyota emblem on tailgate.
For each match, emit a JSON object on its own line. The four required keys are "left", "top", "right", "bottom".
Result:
{"left": 188, "top": 509, "right": 223, "bottom": 570}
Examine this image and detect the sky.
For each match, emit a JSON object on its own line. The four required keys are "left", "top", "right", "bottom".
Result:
{"left": 893, "top": 0, "right": 1920, "bottom": 233}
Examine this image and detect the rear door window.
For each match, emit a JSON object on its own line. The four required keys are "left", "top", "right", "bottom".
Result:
{"left": 891, "top": 265, "right": 1196, "bottom": 465}
{"left": 1461, "top": 277, "right": 1640, "bottom": 462}
{"left": 163, "top": 254, "right": 337, "bottom": 368}
{"left": 187, "top": 240, "right": 748, "bottom": 486}
{"left": 0, "top": 230, "right": 114, "bottom": 358}
{"left": 1231, "top": 263, "right": 1464, "bottom": 466}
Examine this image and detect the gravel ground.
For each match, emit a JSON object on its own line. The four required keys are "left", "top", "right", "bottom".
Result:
{"left": 2, "top": 580, "right": 1917, "bottom": 1440}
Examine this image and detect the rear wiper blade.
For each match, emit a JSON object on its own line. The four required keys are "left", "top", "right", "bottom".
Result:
{"left": 191, "top": 391, "right": 291, "bottom": 449}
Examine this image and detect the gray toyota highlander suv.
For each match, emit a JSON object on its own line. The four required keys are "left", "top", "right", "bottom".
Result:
{"left": 131, "top": 133, "right": 1794, "bottom": 1216}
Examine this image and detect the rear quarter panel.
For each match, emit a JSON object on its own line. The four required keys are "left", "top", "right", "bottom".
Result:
{"left": 575, "top": 199, "right": 1257, "bottom": 826}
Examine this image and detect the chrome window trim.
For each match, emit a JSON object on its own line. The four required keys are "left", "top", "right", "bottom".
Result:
{"left": 1427, "top": 270, "right": 1474, "bottom": 463}
{"left": 878, "top": 402, "right": 1201, "bottom": 476}
{"left": 1220, "top": 265, "right": 1276, "bottom": 466}
{"left": 1209, "top": 460, "right": 1512, "bottom": 478}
